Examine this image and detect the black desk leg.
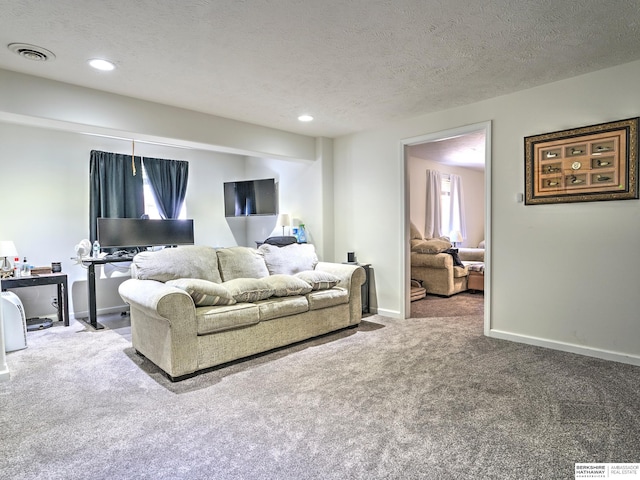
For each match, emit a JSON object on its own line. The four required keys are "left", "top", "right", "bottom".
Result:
{"left": 58, "top": 277, "right": 69, "bottom": 327}
{"left": 86, "top": 263, "right": 104, "bottom": 330}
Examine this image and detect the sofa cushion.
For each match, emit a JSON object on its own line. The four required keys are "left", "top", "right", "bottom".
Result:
{"left": 255, "top": 296, "right": 309, "bottom": 321}
{"left": 222, "top": 278, "right": 275, "bottom": 303}
{"left": 132, "top": 246, "right": 222, "bottom": 283}
{"left": 295, "top": 270, "right": 340, "bottom": 291}
{"left": 262, "top": 274, "right": 312, "bottom": 297}
{"left": 411, "top": 238, "right": 452, "bottom": 254}
{"left": 453, "top": 266, "right": 468, "bottom": 278}
{"left": 258, "top": 243, "right": 318, "bottom": 275}
{"left": 216, "top": 246, "right": 270, "bottom": 281}
{"left": 166, "top": 278, "right": 236, "bottom": 307}
{"left": 306, "top": 287, "right": 348, "bottom": 310}
{"left": 195, "top": 303, "right": 260, "bottom": 335}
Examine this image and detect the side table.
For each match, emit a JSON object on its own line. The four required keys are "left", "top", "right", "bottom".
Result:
{"left": 1, "top": 273, "right": 70, "bottom": 326}
{"left": 343, "top": 262, "right": 371, "bottom": 314}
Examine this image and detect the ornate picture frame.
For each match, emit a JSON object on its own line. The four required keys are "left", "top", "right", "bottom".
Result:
{"left": 524, "top": 117, "right": 639, "bottom": 205}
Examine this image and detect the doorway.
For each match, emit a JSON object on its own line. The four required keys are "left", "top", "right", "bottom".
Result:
{"left": 401, "top": 121, "right": 491, "bottom": 333}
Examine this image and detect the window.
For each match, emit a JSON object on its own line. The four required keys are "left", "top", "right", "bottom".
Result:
{"left": 142, "top": 165, "right": 187, "bottom": 219}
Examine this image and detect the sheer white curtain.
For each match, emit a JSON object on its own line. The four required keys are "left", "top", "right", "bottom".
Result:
{"left": 424, "top": 169, "right": 443, "bottom": 239}
{"left": 448, "top": 174, "right": 467, "bottom": 240}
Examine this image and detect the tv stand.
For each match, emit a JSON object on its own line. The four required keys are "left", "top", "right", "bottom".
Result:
{"left": 80, "top": 256, "right": 134, "bottom": 330}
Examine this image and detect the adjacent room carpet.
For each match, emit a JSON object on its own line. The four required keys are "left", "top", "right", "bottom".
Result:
{"left": 1, "top": 310, "right": 638, "bottom": 480}
{"left": 410, "top": 291, "right": 484, "bottom": 318}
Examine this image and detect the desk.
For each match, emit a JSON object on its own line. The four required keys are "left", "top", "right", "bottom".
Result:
{"left": 1, "top": 273, "right": 70, "bottom": 326}
{"left": 80, "top": 256, "right": 133, "bottom": 330}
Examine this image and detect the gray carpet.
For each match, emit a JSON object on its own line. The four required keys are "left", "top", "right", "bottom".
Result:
{"left": 410, "top": 291, "right": 484, "bottom": 318}
{"left": 1, "top": 311, "right": 639, "bottom": 480}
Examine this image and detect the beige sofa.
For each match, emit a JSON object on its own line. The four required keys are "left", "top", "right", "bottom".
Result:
{"left": 118, "top": 244, "right": 366, "bottom": 380}
{"left": 411, "top": 251, "right": 468, "bottom": 297}
{"left": 409, "top": 223, "right": 485, "bottom": 297}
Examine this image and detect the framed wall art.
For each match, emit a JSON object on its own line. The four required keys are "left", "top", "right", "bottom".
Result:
{"left": 524, "top": 117, "right": 639, "bottom": 205}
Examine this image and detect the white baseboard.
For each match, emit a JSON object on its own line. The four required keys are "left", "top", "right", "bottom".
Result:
{"left": 373, "top": 307, "right": 402, "bottom": 319}
{"left": 73, "top": 304, "right": 130, "bottom": 320}
{"left": 488, "top": 329, "right": 640, "bottom": 367}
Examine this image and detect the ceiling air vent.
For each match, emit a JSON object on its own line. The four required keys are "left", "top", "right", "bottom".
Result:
{"left": 8, "top": 43, "right": 56, "bottom": 62}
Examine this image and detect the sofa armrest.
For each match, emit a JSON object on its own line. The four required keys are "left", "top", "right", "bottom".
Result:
{"left": 458, "top": 248, "right": 484, "bottom": 262}
{"left": 315, "top": 262, "right": 366, "bottom": 291}
{"left": 119, "top": 278, "right": 199, "bottom": 377}
{"left": 315, "top": 262, "right": 366, "bottom": 324}
{"left": 410, "top": 252, "right": 453, "bottom": 268}
{"left": 119, "top": 279, "right": 195, "bottom": 322}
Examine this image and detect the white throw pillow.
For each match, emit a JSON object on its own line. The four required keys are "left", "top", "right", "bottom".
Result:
{"left": 258, "top": 243, "right": 318, "bottom": 275}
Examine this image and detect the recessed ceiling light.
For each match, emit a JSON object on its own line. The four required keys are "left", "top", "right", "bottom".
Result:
{"left": 298, "top": 115, "right": 314, "bottom": 122}
{"left": 88, "top": 58, "right": 116, "bottom": 71}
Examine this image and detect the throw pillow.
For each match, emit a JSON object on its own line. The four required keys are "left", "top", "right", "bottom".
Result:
{"left": 166, "top": 278, "right": 236, "bottom": 307}
{"left": 222, "top": 278, "right": 275, "bottom": 303}
{"left": 444, "top": 248, "right": 464, "bottom": 267}
{"left": 295, "top": 270, "right": 340, "bottom": 291}
{"left": 262, "top": 274, "right": 313, "bottom": 297}
{"left": 258, "top": 243, "right": 318, "bottom": 275}
{"left": 411, "top": 238, "right": 452, "bottom": 254}
{"left": 410, "top": 222, "right": 423, "bottom": 240}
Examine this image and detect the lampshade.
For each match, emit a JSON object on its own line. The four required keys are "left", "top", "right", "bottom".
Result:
{"left": 276, "top": 214, "right": 290, "bottom": 228}
{"left": 0, "top": 240, "right": 18, "bottom": 258}
{"left": 449, "top": 230, "right": 463, "bottom": 243}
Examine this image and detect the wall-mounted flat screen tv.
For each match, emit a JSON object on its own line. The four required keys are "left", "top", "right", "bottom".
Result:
{"left": 97, "top": 218, "right": 195, "bottom": 248}
{"left": 223, "top": 178, "right": 277, "bottom": 217}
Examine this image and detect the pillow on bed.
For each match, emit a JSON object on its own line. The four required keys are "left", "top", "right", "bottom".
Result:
{"left": 166, "top": 278, "right": 236, "bottom": 306}
{"left": 411, "top": 238, "right": 452, "bottom": 254}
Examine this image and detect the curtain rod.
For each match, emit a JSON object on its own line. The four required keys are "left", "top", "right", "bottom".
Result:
{"left": 79, "top": 131, "right": 193, "bottom": 150}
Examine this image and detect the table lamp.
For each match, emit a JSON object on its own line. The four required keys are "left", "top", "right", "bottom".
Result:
{"left": 449, "top": 230, "right": 463, "bottom": 248}
{"left": 0, "top": 241, "right": 18, "bottom": 277}
{"left": 276, "top": 213, "right": 290, "bottom": 236}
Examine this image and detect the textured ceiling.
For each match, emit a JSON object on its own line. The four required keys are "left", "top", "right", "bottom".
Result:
{"left": 408, "top": 130, "right": 486, "bottom": 171}
{"left": 1, "top": 1, "right": 640, "bottom": 138}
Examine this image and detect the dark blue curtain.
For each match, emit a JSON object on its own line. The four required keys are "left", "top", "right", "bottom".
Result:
{"left": 143, "top": 157, "right": 189, "bottom": 219}
{"left": 89, "top": 150, "right": 144, "bottom": 242}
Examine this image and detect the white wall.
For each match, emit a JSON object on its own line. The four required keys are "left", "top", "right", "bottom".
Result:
{"left": 0, "top": 69, "right": 316, "bottom": 161}
{"left": 0, "top": 122, "right": 247, "bottom": 319}
{"left": 334, "top": 59, "right": 640, "bottom": 364}
{"left": 408, "top": 157, "right": 485, "bottom": 247}
{"left": 0, "top": 69, "right": 326, "bottom": 322}
{"left": 245, "top": 147, "right": 332, "bottom": 260}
